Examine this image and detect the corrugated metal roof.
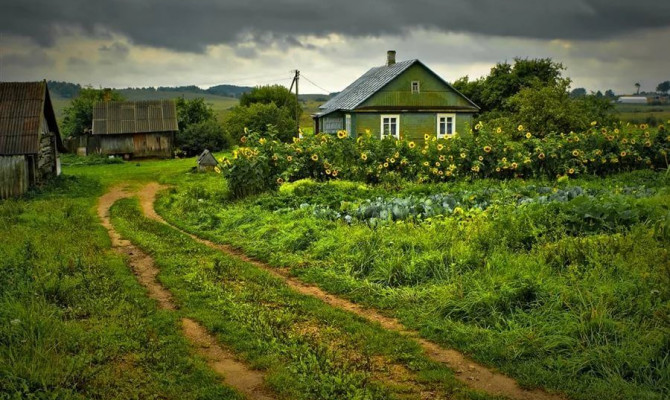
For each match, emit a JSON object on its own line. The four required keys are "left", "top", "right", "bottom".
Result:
{"left": 318, "top": 60, "right": 417, "bottom": 116}
{"left": 92, "top": 100, "right": 178, "bottom": 135}
{"left": 316, "top": 59, "right": 479, "bottom": 117}
{"left": 0, "top": 81, "right": 62, "bottom": 155}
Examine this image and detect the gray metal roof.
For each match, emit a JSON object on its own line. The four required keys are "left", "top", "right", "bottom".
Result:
{"left": 316, "top": 59, "right": 479, "bottom": 117}
{"left": 318, "top": 59, "right": 417, "bottom": 116}
{"left": 0, "top": 81, "right": 62, "bottom": 155}
{"left": 92, "top": 100, "right": 178, "bottom": 135}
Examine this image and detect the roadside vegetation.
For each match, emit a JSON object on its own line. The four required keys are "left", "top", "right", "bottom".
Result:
{"left": 0, "top": 175, "right": 241, "bottom": 399}
{"left": 157, "top": 169, "right": 670, "bottom": 400}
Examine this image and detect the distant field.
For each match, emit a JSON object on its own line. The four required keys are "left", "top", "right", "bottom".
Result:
{"left": 614, "top": 103, "right": 670, "bottom": 125}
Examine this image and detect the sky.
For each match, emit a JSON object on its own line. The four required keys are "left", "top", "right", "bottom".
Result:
{"left": 1, "top": 0, "right": 668, "bottom": 95}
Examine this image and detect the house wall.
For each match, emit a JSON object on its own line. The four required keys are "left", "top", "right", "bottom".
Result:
{"left": 352, "top": 112, "right": 473, "bottom": 142}
{"left": 359, "top": 64, "right": 474, "bottom": 109}
{"left": 0, "top": 155, "right": 29, "bottom": 199}
{"left": 37, "top": 114, "right": 57, "bottom": 182}
{"left": 90, "top": 132, "right": 174, "bottom": 158}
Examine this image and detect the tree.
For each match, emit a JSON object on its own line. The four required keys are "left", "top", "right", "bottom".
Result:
{"left": 177, "top": 119, "right": 230, "bottom": 157}
{"left": 635, "top": 82, "right": 641, "bottom": 95}
{"left": 225, "top": 102, "right": 296, "bottom": 143}
{"left": 175, "top": 97, "right": 215, "bottom": 131}
{"left": 240, "top": 84, "right": 302, "bottom": 117}
{"left": 175, "top": 97, "right": 229, "bottom": 156}
{"left": 605, "top": 89, "right": 616, "bottom": 99}
{"left": 657, "top": 81, "right": 670, "bottom": 95}
{"left": 61, "top": 88, "right": 124, "bottom": 137}
{"left": 570, "top": 88, "right": 587, "bottom": 98}
{"left": 452, "top": 58, "right": 567, "bottom": 113}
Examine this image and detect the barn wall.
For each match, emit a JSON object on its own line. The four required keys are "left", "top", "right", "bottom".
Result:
{"left": 90, "top": 132, "right": 174, "bottom": 158}
{"left": 0, "top": 155, "right": 29, "bottom": 199}
{"left": 37, "top": 114, "right": 57, "bottom": 182}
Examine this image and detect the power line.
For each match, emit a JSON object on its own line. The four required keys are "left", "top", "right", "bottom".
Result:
{"left": 300, "top": 74, "right": 332, "bottom": 94}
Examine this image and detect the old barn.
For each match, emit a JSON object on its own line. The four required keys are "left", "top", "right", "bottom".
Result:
{"left": 0, "top": 81, "right": 63, "bottom": 199}
{"left": 90, "top": 100, "right": 177, "bottom": 158}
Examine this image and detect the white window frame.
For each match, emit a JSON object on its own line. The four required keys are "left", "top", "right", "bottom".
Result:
{"left": 345, "top": 114, "right": 351, "bottom": 136}
{"left": 411, "top": 81, "right": 420, "bottom": 94}
{"left": 380, "top": 115, "right": 400, "bottom": 139}
{"left": 436, "top": 113, "right": 456, "bottom": 139}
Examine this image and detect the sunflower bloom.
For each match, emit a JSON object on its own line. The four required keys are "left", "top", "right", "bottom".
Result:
{"left": 483, "top": 146, "right": 492, "bottom": 153}
{"left": 361, "top": 153, "right": 368, "bottom": 161}
{"left": 214, "top": 166, "right": 221, "bottom": 174}
{"left": 538, "top": 153, "right": 545, "bottom": 160}
{"left": 568, "top": 168, "right": 575, "bottom": 174}
{"left": 277, "top": 177, "right": 284, "bottom": 184}
{"left": 496, "top": 127, "right": 502, "bottom": 134}
{"left": 460, "top": 153, "right": 467, "bottom": 159}
{"left": 572, "top": 150, "right": 579, "bottom": 157}
{"left": 332, "top": 170, "right": 338, "bottom": 177}
{"left": 287, "top": 156, "right": 293, "bottom": 162}
{"left": 518, "top": 125, "right": 524, "bottom": 132}
{"left": 311, "top": 154, "right": 319, "bottom": 161}
{"left": 337, "top": 130, "right": 347, "bottom": 139}
{"left": 409, "top": 141, "right": 416, "bottom": 148}
{"left": 525, "top": 132, "right": 532, "bottom": 139}
{"left": 437, "top": 144, "right": 444, "bottom": 151}
{"left": 424, "top": 134, "right": 430, "bottom": 141}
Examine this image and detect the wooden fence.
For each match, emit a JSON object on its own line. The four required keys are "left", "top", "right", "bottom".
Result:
{"left": 0, "top": 155, "right": 29, "bottom": 199}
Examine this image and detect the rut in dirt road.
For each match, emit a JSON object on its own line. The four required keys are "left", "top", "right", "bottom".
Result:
{"left": 98, "top": 186, "right": 275, "bottom": 400}
{"left": 140, "top": 182, "right": 567, "bottom": 400}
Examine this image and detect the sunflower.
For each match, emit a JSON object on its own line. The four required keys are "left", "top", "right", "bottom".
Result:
{"left": 259, "top": 138, "right": 267, "bottom": 145}
{"left": 591, "top": 121, "right": 598, "bottom": 126}
{"left": 361, "top": 153, "right": 368, "bottom": 161}
{"left": 311, "top": 154, "right": 319, "bottom": 161}
{"left": 460, "top": 153, "right": 467, "bottom": 159}
{"left": 332, "top": 170, "right": 338, "bottom": 177}
{"left": 437, "top": 144, "right": 444, "bottom": 151}
{"left": 478, "top": 156, "right": 484, "bottom": 161}
{"left": 214, "top": 166, "right": 221, "bottom": 174}
{"left": 471, "top": 165, "right": 480, "bottom": 172}
{"left": 240, "top": 136, "right": 247, "bottom": 143}
{"left": 607, "top": 135, "right": 614, "bottom": 141}
{"left": 446, "top": 170, "right": 453, "bottom": 177}
{"left": 511, "top": 162, "right": 518, "bottom": 169}
{"left": 621, "top": 138, "right": 628, "bottom": 144}
{"left": 383, "top": 162, "right": 389, "bottom": 168}
{"left": 601, "top": 128, "right": 608, "bottom": 134}
{"left": 496, "top": 167, "right": 501, "bottom": 172}
{"left": 572, "top": 150, "right": 580, "bottom": 157}
{"left": 483, "top": 146, "right": 492, "bottom": 153}
{"left": 277, "top": 177, "right": 285, "bottom": 184}
{"left": 518, "top": 124, "right": 524, "bottom": 132}
{"left": 496, "top": 127, "right": 502, "bottom": 134}
{"left": 568, "top": 168, "right": 575, "bottom": 174}
{"left": 525, "top": 132, "right": 532, "bottom": 139}
{"left": 645, "top": 140, "right": 652, "bottom": 147}
{"left": 614, "top": 128, "right": 620, "bottom": 134}
{"left": 631, "top": 139, "right": 636, "bottom": 144}
{"left": 325, "top": 169, "right": 331, "bottom": 175}
{"left": 502, "top": 157, "right": 508, "bottom": 163}
{"left": 538, "top": 152, "right": 545, "bottom": 160}
{"left": 620, "top": 151, "right": 627, "bottom": 157}
{"left": 435, "top": 161, "right": 441, "bottom": 167}
{"left": 272, "top": 154, "right": 279, "bottom": 161}
{"left": 424, "top": 134, "right": 430, "bottom": 141}
{"left": 287, "top": 156, "right": 293, "bottom": 162}
{"left": 423, "top": 161, "right": 430, "bottom": 167}
{"left": 439, "top": 155, "right": 446, "bottom": 161}
{"left": 337, "top": 130, "right": 347, "bottom": 139}
{"left": 409, "top": 141, "right": 416, "bottom": 148}
{"left": 390, "top": 158, "right": 396, "bottom": 163}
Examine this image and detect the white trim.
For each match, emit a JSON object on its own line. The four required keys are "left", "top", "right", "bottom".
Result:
{"left": 411, "top": 81, "right": 420, "bottom": 94}
{"left": 436, "top": 113, "right": 456, "bottom": 139}
{"left": 345, "top": 114, "right": 352, "bottom": 136}
{"left": 380, "top": 114, "right": 400, "bottom": 139}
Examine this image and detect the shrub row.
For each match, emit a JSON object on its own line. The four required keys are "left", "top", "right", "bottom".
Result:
{"left": 221, "top": 122, "right": 669, "bottom": 198}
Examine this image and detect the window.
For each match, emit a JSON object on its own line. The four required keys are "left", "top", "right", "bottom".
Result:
{"left": 380, "top": 115, "right": 400, "bottom": 139}
{"left": 411, "top": 81, "right": 420, "bottom": 94}
{"left": 437, "top": 113, "right": 456, "bottom": 138}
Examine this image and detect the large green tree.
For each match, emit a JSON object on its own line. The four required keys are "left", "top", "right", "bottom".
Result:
{"left": 175, "top": 97, "right": 229, "bottom": 156}
{"left": 61, "top": 88, "right": 124, "bottom": 137}
{"left": 657, "top": 81, "right": 670, "bottom": 95}
{"left": 225, "top": 102, "right": 296, "bottom": 143}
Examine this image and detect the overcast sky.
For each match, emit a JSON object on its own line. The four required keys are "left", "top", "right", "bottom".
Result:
{"left": 1, "top": 0, "right": 668, "bottom": 95}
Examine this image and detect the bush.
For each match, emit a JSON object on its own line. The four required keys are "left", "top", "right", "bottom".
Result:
{"left": 222, "top": 123, "right": 669, "bottom": 198}
{"left": 176, "top": 119, "right": 231, "bottom": 157}
{"left": 224, "top": 102, "right": 297, "bottom": 143}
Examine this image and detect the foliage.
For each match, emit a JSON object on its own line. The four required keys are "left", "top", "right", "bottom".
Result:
{"left": 224, "top": 102, "right": 296, "bottom": 144}
{"left": 240, "top": 84, "right": 302, "bottom": 117}
{"left": 160, "top": 170, "right": 670, "bottom": 400}
{"left": 61, "top": 87, "right": 124, "bottom": 137}
{"left": 60, "top": 153, "right": 124, "bottom": 166}
{"left": 222, "top": 122, "right": 669, "bottom": 198}
{"left": 47, "top": 80, "right": 82, "bottom": 98}
{"left": 175, "top": 97, "right": 230, "bottom": 156}
{"left": 178, "top": 119, "right": 231, "bottom": 157}
{"left": 657, "top": 81, "right": 670, "bottom": 95}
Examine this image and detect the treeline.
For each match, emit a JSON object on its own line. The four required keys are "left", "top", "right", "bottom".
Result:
{"left": 47, "top": 81, "right": 256, "bottom": 99}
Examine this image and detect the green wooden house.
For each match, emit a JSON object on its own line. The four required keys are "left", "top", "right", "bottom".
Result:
{"left": 313, "top": 51, "right": 479, "bottom": 142}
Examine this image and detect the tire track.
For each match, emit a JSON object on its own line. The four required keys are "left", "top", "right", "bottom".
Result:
{"left": 140, "top": 183, "right": 567, "bottom": 400}
{"left": 98, "top": 185, "right": 274, "bottom": 400}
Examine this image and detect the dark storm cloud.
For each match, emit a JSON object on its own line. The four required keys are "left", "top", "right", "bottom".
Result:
{"left": 1, "top": 0, "right": 669, "bottom": 52}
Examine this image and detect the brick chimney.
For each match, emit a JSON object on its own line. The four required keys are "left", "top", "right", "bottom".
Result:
{"left": 387, "top": 50, "right": 396, "bottom": 66}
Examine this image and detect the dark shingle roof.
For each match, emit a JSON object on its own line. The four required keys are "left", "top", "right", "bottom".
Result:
{"left": 316, "top": 59, "right": 479, "bottom": 117}
{"left": 0, "top": 81, "right": 61, "bottom": 155}
{"left": 92, "top": 100, "right": 178, "bottom": 135}
{"left": 318, "top": 59, "right": 417, "bottom": 116}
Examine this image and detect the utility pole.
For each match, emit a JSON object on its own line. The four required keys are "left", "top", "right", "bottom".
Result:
{"left": 289, "top": 70, "right": 300, "bottom": 137}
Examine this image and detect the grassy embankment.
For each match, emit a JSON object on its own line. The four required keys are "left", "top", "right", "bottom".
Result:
{"left": 157, "top": 170, "right": 670, "bottom": 400}
{"left": 0, "top": 158, "right": 243, "bottom": 399}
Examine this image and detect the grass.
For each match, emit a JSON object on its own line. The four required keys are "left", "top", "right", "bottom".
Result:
{"left": 109, "top": 197, "right": 492, "bottom": 400}
{"left": 0, "top": 175, "right": 241, "bottom": 399}
{"left": 157, "top": 170, "right": 670, "bottom": 400}
{"left": 614, "top": 103, "right": 670, "bottom": 126}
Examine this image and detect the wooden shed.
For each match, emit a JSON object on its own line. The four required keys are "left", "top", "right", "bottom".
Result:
{"left": 90, "top": 100, "right": 177, "bottom": 158}
{"left": 197, "top": 149, "right": 219, "bottom": 172}
{"left": 0, "top": 81, "right": 63, "bottom": 199}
